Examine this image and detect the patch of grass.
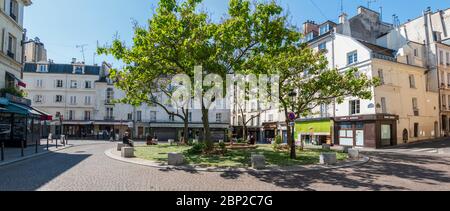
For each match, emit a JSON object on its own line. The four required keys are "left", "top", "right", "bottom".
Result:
{"left": 134, "top": 144, "right": 348, "bottom": 168}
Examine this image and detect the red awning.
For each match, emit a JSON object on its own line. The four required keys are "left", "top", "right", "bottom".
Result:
{"left": 18, "top": 81, "right": 27, "bottom": 88}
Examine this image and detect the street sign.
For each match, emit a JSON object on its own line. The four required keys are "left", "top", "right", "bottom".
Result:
{"left": 288, "top": 112, "right": 296, "bottom": 121}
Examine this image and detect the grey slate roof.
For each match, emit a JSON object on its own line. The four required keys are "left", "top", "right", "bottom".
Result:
{"left": 24, "top": 63, "right": 100, "bottom": 75}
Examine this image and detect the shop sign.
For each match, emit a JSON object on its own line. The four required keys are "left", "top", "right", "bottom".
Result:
{"left": 5, "top": 93, "right": 31, "bottom": 106}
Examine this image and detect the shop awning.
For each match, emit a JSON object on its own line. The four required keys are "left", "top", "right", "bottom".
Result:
{"left": 6, "top": 72, "right": 26, "bottom": 88}
{"left": 32, "top": 107, "right": 53, "bottom": 120}
{"left": 4, "top": 102, "right": 41, "bottom": 117}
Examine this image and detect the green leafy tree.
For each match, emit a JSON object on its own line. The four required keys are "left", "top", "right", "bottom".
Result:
{"left": 261, "top": 44, "right": 379, "bottom": 159}
{"left": 98, "top": 0, "right": 212, "bottom": 143}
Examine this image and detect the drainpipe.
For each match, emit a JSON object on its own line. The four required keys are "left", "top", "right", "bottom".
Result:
{"left": 21, "top": 29, "right": 26, "bottom": 79}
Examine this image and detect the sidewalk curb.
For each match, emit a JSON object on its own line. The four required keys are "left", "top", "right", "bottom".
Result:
{"left": 0, "top": 145, "right": 75, "bottom": 168}
{"left": 105, "top": 148, "right": 370, "bottom": 173}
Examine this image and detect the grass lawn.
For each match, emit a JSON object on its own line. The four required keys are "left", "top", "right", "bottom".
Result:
{"left": 134, "top": 144, "right": 348, "bottom": 168}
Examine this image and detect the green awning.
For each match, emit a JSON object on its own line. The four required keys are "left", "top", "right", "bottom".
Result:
{"left": 4, "top": 102, "right": 41, "bottom": 117}
{"left": 295, "top": 120, "right": 332, "bottom": 135}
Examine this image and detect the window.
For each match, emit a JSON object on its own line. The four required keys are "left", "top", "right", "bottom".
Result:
{"left": 37, "top": 65, "right": 48, "bottom": 73}
{"left": 350, "top": 100, "right": 361, "bottom": 115}
{"left": 319, "top": 24, "right": 330, "bottom": 35}
{"left": 84, "top": 111, "right": 91, "bottom": 120}
{"left": 70, "top": 80, "right": 78, "bottom": 89}
{"left": 318, "top": 42, "right": 327, "bottom": 52}
{"left": 381, "top": 97, "right": 387, "bottom": 113}
{"left": 320, "top": 104, "right": 329, "bottom": 118}
{"left": 305, "top": 32, "right": 314, "bottom": 42}
{"left": 409, "top": 75, "right": 416, "bottom": 88}
{"left": 188, "top": 112, "right": 192, "bottom": 122}
{"left": 414, "top": 123, "right": 419, "bottom": 138}
{"left": 106, "top": 88, "right": 114, "bottom": 103}
{"left": 85, "top": 81, "right": 92, "bottom": 89}
{"left": 106, "top": 108, "right": 114, "bottom": 119}
{"left": 216, "top": 113, "right": 222, "bottom": 123}
{"left": 9, "top": 0, "right": 18, "bottom": 21}
{"left": 55, "top": 95, "right": 63, "bottom": 103}
{"left": 268, "top": 114, "right": 274, "bottom": 122}
{"left": 448, "top": 95, "right": 450, "bottom": 110}
{"left": 447, "top": 73, "right": 450, "bottom": 87}
{"left": 34, "top": 95, "right": 43, "bottom": 104}
{"left": 35, "top": 79, "right": 43, "bottom": 88}
{"left": 378, "top": 69, "right": 385, "bottom": 85}
{"left": 56, "top": 80, "right": 64, "bottom": 88}
{"left": 73, "top": 66, "right": 84, "bottom": 74}
{"left": 440, "top": 50, "right": 444, "bottom": 65}
{"left": 68, "top": 110, "right": 75, "bottom": 121}
{"left": 150, "top": 111, "right": 157, "bottom": 122}
{"left": 84, "top": 96, "right": 91, "bottom": 105}
{"left": 447, "top": 52, "right": 450, "bottom": 66}
{"left": 347, "top": 51, "right": 358, "bottom": 65}
{"left": 169, "top": 114, "right": 175, "bottom": 122}
{"left": 7, "top": 34, "right": 16, "bottom": 59}
{"left": 414, "top": 49, "right": 418, "bottom": 57}
{"left": 137, "top": 111, "right": 142, "bottom": 122}
{"left": 70, "top": 96, "right": 77, "bottom": 105}
{"left": 412, "top": 98, "right": 419, "bottom": 116}
{"left": 127, "top": 113, "right": 133, "bottom": 121}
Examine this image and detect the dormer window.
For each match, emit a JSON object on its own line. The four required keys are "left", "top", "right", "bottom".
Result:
{"left": 319, "top": 24, "right": 330, "bottom": 36}
{"left": 37, "top": 64, "right": 48, "bottom": 73}
{"left": 73, "top": 65, "right": 85, "bottom": 74}
{"left": 305, "top": 32, "right": 314, "bottom": 42}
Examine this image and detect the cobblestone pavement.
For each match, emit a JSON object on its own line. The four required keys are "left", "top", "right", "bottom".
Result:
{"left": 0, "top": 141, "right": 449, "bottom": 191}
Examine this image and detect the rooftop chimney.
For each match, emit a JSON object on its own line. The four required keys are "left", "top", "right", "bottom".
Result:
{"left": 71, "top": 58, "right": 76, "bottom": 64}
{"left": 303, "top": 20, "right": 319, "bottom": 35}
{"left": 339, "top": 13, "right": 348, "bottom": 24}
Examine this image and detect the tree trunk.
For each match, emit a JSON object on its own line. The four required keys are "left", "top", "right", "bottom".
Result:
{"left": 284, "top": 108, "right": 296, "bottom": 159}
{"left": 201, "top": 103, "right": 213, "bottom": 150}
{"left": 183, "top": 112, "right": 189, "bottom": 144}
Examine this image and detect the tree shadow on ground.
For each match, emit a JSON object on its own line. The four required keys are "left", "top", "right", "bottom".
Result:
{"left": 0, "top": 152, "right": 90, "bottom": 191}
{"left": 222, "top": 152, "right": 450, "bottom": 191}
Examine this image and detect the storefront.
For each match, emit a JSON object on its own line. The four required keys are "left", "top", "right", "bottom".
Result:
{"left": 0, "top": 95, "right": 43, "bottom": 147}
{"left": 262, "top": 122, "right": 278, "bottom": 144}
{"left": 295, "top": 118, "right": 333, "bottom": 146}
{"left": 94, "top": 121, "right": 133, "bottom": 140}
{"left": 63, "top": 121, "right": 95, "bottom": 139}
{"left": 334, "top": 114, "right": 398, "bottom": 149}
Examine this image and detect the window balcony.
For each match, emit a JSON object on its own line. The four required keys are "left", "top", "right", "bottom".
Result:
{"left": 104, "top": 116, "right": 115, "bottom": 121}
{"left": 413, "top": 109, "right": 420, "bottom": 116}
{"left": 104, "top": 99, "right": 115, "bottom": 105}
{"left": 10, "top": 13, "right": 17, "bottom": 22}
{"left": 7, "top": 51, "right": 15, "bottom": 60}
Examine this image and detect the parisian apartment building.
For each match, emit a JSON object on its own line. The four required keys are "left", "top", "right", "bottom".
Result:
{"left": 23, "top": 58, "right": 231, "bottom": 142}
{"left": 232, "top": 6, "right": 450, "bottom": 149}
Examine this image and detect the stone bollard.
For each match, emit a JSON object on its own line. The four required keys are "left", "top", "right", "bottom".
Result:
{"left": 322, "top": 144, "right": 331, "bottom": 151}
{"left": 121, "top": 147, "right": 134, "bottom": 158}
{"left": 117, "top": 143, "right": 127, "bottom": 151}
{"left": 251, "top": 154, "right": 266, "bottom": 169}
{"left": 348, "top": 149, "right": 360, "bottom": 160}
{"left": 320, "top": 152, "right": 337, "bottom": 165}
{"left": 168, "top": 152, "right": 185, "bottom": 166}
{"left": 168, "top": 139, "right": 175, "bottom": 146}
{"left": 342, "top": 146, "right": 352, "bottom": 153}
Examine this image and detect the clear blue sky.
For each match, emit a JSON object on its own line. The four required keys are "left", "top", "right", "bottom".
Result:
{"left": 24, "top": 0, "right": 449, "bottom": 67}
